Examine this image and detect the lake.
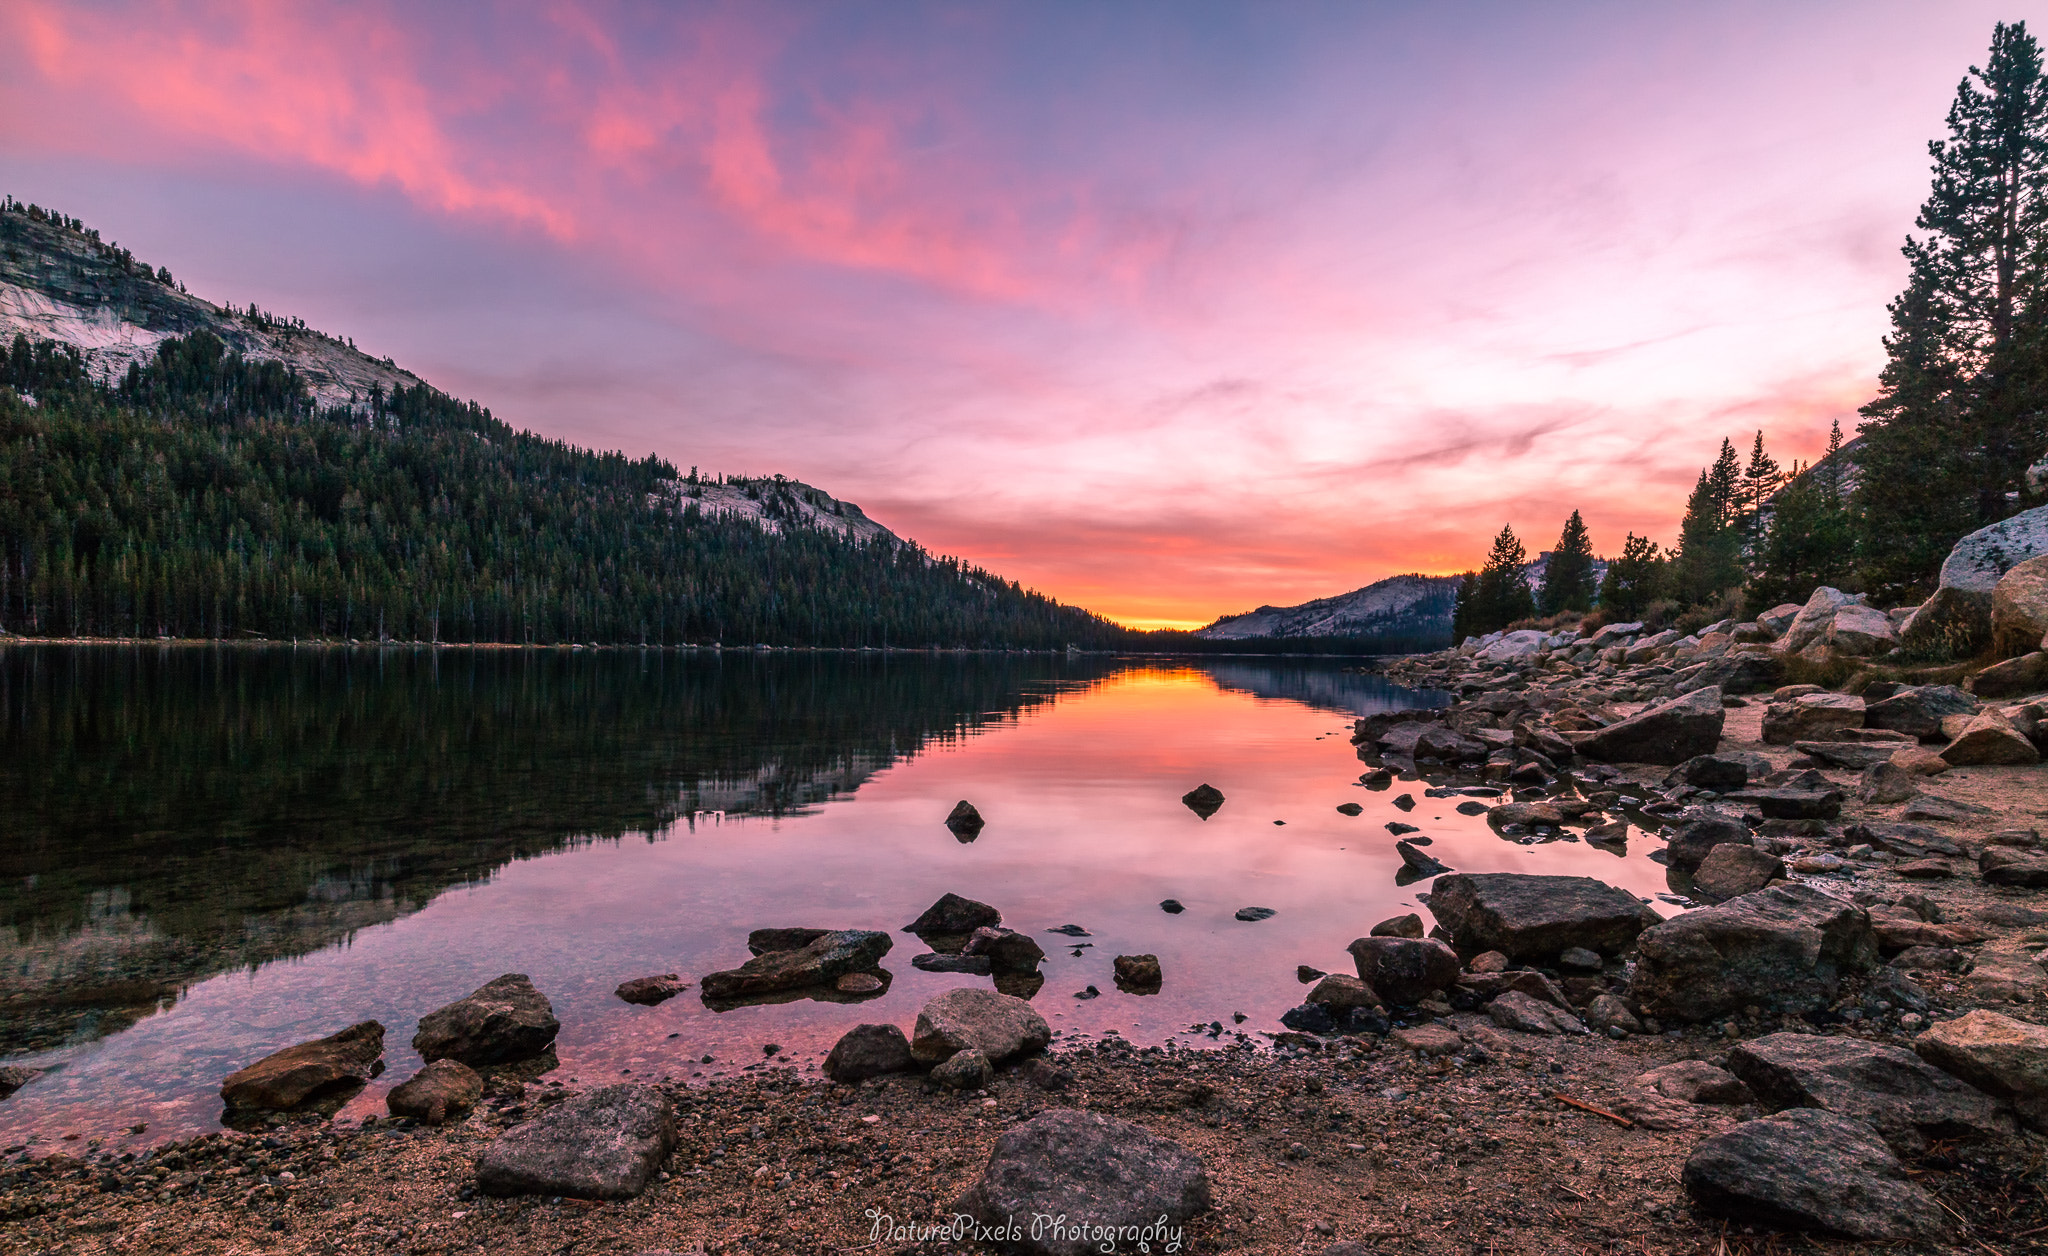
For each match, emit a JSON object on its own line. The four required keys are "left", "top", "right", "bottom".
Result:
{"left": 0, "top": 645, "right": 1679, "bottom": 1150}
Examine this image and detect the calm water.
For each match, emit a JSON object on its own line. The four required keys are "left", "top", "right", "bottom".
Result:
{"left": 0, "top": 646, "right": 1677, "bottom": 1150}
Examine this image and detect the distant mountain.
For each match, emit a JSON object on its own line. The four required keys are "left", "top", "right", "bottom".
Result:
{"left": 0, "top": 197, "right": 1121, "bottom": 647}
{"left": 1196, "top": 551, "right": 1609, "bottom": 645}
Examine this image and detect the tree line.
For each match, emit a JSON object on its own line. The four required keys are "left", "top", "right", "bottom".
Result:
{"left": 0, "top": 329, "right": 1128, "bottom": 649}
{"left": 1453, "top": 21, "right": 2048, "bottom": 646}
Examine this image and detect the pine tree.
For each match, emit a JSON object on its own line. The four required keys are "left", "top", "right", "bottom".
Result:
{"left": 1466, "top": 524, "right": 1535, "bottom": 635}
{"left": 1451, "top": 570, "right": 1479, "bottom": 641}
{"left": 1537, "top": 510, "right": 1597, "bottom": 615}
{"left": 1857, "top": 21, "right": 2048, "bottom": 597}
{"left": 1736, "top": 431, "right": 1783, "bottom": 562}
{"left": 1598, "top": 532, "right": 1664, "bottom": 619}
{"left": 1671, "top": 445, "right": 1744, "bottom": 605}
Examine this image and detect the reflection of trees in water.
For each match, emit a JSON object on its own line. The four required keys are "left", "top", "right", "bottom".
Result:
{"left": 1195, "top": 662, "right": 1451, "bottom": 718}
{"left": 0, "top": 646, "right": 1112, "bottom": 1052}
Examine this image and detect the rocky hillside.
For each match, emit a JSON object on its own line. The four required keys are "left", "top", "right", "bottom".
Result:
{"left": 1198, "top": 552, "right": 1607, "bottom": 643}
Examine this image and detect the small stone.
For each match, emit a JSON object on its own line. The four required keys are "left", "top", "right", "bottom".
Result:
{"left": 614, "top": 974, "right": 689, "bottom": 1006}
{"left": 1181, "top": 783, "right": 1225, "bottom": 819}
{"left": 1159, "top": 899, "right": 1185, "bottom": 914}
{"left": 386, "top": 1059, "right": 481, "bottom": 1125}
{"left": 1370, "top": 913, "right": 1424, "bottom": 938}
{"left": 931, "top": 1049, "right": 993, "bottom": 1091}
{"left": 835, "top": 972, "right": 885, "bottom": 994}
{"left": 1557, "top": 947, "right": 1603, "bottom": 971}
{"left": 1234, "top": 906, "right": 1277, "bottom": 922}
{"left": 1336, "top": 802, "right": 1363, "bottom": 816}
{"left": 945, "top": 800, "right": 986, "bottom": 836}
{"left": 1112, "top": 954, "right": 1162, "bottom": 988}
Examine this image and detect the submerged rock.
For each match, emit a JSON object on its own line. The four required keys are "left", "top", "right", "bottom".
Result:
{"left": 614, "top": 974, "right": 689, "bottom": 1005}
{"left": 961, "top": 926, "right": 1046, "bottom": 973}
{"left": 910, "top": 988, "right": 1050, "bottom": 1064}
{"left": 701, "top": 930, "right": 892, "bottom": 1000}
{"left": 221, "top": 1020, "right": 385, "bottom": 1112}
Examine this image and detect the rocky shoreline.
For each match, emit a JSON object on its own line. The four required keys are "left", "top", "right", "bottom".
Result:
{"left": 6, "top": 580, "right": 2048, "bottom": 1253}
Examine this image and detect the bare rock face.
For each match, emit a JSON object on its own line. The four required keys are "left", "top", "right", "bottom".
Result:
{"left": 1992, "top": 554, "right": 2048, "bottom": 658}
{"left": 1574, "top": 687, "right": 1725, "bottom": 765}
{"left": 1630, "top": 884, "right": 1877, "bottom": 1022}
{"left": 1682, "top": 1109, "right": 1947, "bottom": 1242}
{"left": 822, "top": 1023, "right": 915, "bottom": 1083}
{"left": 220, "top": 1020, "right": 385, "bottom": 1112}
{"left": 700, "top": 930, "right": 891, "bottom": 1000}
{"left": 414, "top": 975, "right": 560, "bottom": 1067}
{"left": 386, "top": 1059, "right": 481, "bottom": 1124}
{"left": 1424, "top": 873, "right": 1650, "bottom": 961}
{"left": 1346, "top": 937, "right": 1460, "bottom": 1005}
{"left": 1728, "top": 1032, "right": 2013, "bottom": 1151}
{"left": 954, "top": 1110, "right": 1211, "bottom": 1256}
{"left": 910, "top": 988, "right": 1050, "bottom": 1064}
{"left": 473, "top": 1084, "right": 675, "bottom": 1200}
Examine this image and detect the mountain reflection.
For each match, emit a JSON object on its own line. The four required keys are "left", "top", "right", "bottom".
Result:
{"left": 0, "top": 646, "right": 1116, "bottom": 1052}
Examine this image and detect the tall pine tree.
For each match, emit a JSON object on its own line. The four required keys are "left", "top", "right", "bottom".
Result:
{"left": 1671, "top": 438, "right": 1744, "bottom": 605}
{"left": 1857, "top": 21, "right": 2048, "bottom": 597}
{"left": 1736, "top": 431, "right": 1783, "bottom": 566}
{"left": 1537, "top": 510, "right": 1597, "bottom": 615}
{"left": 1598, "top": 533, "right": 1664, "bottom": 619}
{"left": 1467, "top": 524, "right": 1536, "bottom": 635}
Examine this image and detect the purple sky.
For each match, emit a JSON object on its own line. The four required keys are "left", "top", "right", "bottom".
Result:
{"left": 0, "top": 2, "right": 2013, "bottom": 626}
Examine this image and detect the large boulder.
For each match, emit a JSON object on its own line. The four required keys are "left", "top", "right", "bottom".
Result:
{"left": 1664, "top": 810, "right": 1754, "bottom": 871}
{"left": 1573, "top": 687, "right": 1726, "bottom": 765}
{"left": 700, "top": 930, "right": 891, "bottom": 999}
{"left": 1424, "top": 873, "right": 1650, "bottom": 961}
{"left": 1914, "top": 1009, "right": 2048, "bottom": 1121}
{"left": 474, "top": 1084, "right": 675, "bottom": 1200}
{"left": 1630, "top": 884, "right": 1877, "bottom": 1022}
{"left": 911, "top": 988, "right": 1050, "bottom": 1064}
{"left": 1864, "top": 685, "right": 1977, "bottom": 739}
{"left": 1940, "top": 712, "right": 2041, "bottom": 766}
{"left": 823, "top": 1024, "right": 916, "bottom": 1083}
{"left": 1473, "top": 630, "right": 1549, "bottom": 663}
{"left": 1993, "top": 554, "right": 2048, "bottom": 658}
{"left": 1902, "top": 504, "right": 2048, "bottom": 656}
{"left": 1761, "top": 693, "right": 1865, "bottom": 745}
{"left": 220, "top": 1021, "right": 384, "bottom": 1112}
{"left": 1981, "top": 846, "right": 2048, "bottom": 887}
{"left": 1346, "top": 937, "right": 1460, "bottom": 1005}
{"left": 1780, "top": 587, "right": 1863, "bottom": 654}
{"left": 1970, "top": 651, "right": 2048, "bottom": 699}
{"left": 1671, "top": 652, "right": 1784, "bottom": 696}
{"left": 1824, "top": 604, "right": 1897, "bottom": 656}
{"left": 1728, "top": 1032, "right": 2012, "bottom": 1150}
{"left": 953, "top": 1110, "right": 1210, "bottom": 1256}
{"left": 387, "top": 1059, "right": 482, "bottom": 1124}
{"left": 1682, "top": 1109, "right": 1946, "bottom": 1243}
{"left": 903, "top": 893, "right": 1001, "bottom": 937}
{"left": 414, "top": 975, "right": 559, "bottom": 1067}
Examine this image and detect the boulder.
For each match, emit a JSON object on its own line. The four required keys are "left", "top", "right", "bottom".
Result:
{"left": 932, "top": 1048, "right": 993, "bottom": 1090}
{"left": 1865, "top": 685, "right": 1978, "bottom": 738}
{"left": 1902, "top": 504, "right": 2048, "bottom": 656}
{"left": 1370, "top": 912, "right": 1424, "bottom": 938}
{"left": 1584, "top": 621, "right": 1645, "bottom": 647}
{"left": 953, "top": 1110, "right": 1210, "bottom": 1256}
{"left": 1692, "top": 845, "right": 1784, "bottom": 903}
{"left": 1630, "top": 884, "right": 1878, "bottom": 1021}
{"left": 903, "top": 894, "right": 1002, "bottom": 937}
{"left": 1306, "top": 974, "right": 1381, "bottom": 1011}
{"left": 700, "top": 930, "right": 891, "bottom": 999}
{"left": 1573, "top": 687, "right": 1726, "bottom": 765}
{"left": 1681, "top": 1109, "right": 1946, "bottom": 1242}
{"left": 1857, "top": 761, "right": 1920, "bottom": 804}
{"left": 1474, "top": 630, "right": 1550, "bottom": 663}
{"left": 1728, "top": 1032, "right": 2013, "bottom": 1149}
{"left": 1667, "top": 753, "right": 1753, "bottom": 788}
{"left": 961, "top": 926, "right": 1046, "bottom": 973}
{"left": 1903, "top": 793, "right": 1993, "bottom": 823}
{"left": 1761, "top": 694, "right": 1865, "bottom": 744}
{"left": 1664, "top": 811, "right": 1754, "bottom": 871}
{"left": 1992, "top": 554, "right": 2048, "bottom": 658}
{"left": 1639, "top": 1060, "right": 1751, "bottom": 1105}
{"left": 414, "top": 976, "right": 559, "bottom": 1067}
{"left": 823, "top": 1024, "right": 915, "bottom": 1083}
{"left": 220, "top": 1021, "right": 384, "bottom": 1112}
{"left": 1890, "top": 745, "right": 1953, "bottom": 776}
{"left": 1414, "top": 724, "right": 1489, "bottom": 762}
{"left": 1487, "top": 990, "right": 1584, "bottom": 1035}
{"left": 1824, "top": 604, "right": 1897, "bottom": 656}
{"left": 1913, "top": 1010, "right": 2048, "bottom": 1114}
{"left": 1346, "top": 937, "right": 1460, "bottom": 1005}
{"left": 1671, "top": 652, "right": 1782, "bottom": 695}
{"left": 911, "top": 988, "right": 1050, "bottom": 1064}
{"left": 614, "top": 974, "right": 688, "bottom": 1006}
{"left": 474, "top": 1084, "right": 675, "bottom": 1200}
{"left": 1112, "top": 954, "right": 1162, "bottom": 988}
{"left": 1974, "top": 650, "right": 2048, "bottom": 698}
{"left": 945, "top": 800, "right": 986, "bottom": 837}
{"left": 1394, "top": 839, "right": 1450, "bottom": 877}
{"left": 0, "top": 1066, "right": 40, "bottom": 1099}
{"left": 386, "top": 1059, "right": 481, "bottom": 1124}
{"left": 1181, "top": 783, "right": 1225, "bottom": 819}
{"left": 1756, "top": 603, "right": 1804, "bottom": 636}
{"left": 1424, "top": 872, "right": 1651, "bottom": 960}
{"left": 1941, "top": 713, "right": 2041, "bottom": 765}
{"left": 1981, "top": 847, "right": 2048, "bottom": 888}
{"left": 1781, "top": 587, "right": 1863, "bottom": 654}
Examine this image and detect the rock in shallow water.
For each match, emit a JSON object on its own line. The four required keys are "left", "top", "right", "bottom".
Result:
{"left": 474, "top": 1084, "right": 675, "bottom": 1200}
{"left": 1682, "top": 1109, "right": 1946, "bottom": 1242}
{"left": 221, "top": 1020, "right": 385, "bottom": 1112}
{"left": 1346, "top": 936, "right": 1458, "bottom": 1006}
{"left": 954, "top": 1109, "right": 1211, "bottom": 1256}
{"left": 700, "top": 930, "right": 892, "bottom": 1000}
{"left": 1425, "top": 872, "right": 1651, "bottom": 961}
{"left": 414, "top": 975, "right": 559, "bottom": 1067}
{"left": 903, "top": 893, "right": 1002, "bottom": 937}
{"left": 614, "top": 974, "right": 689, "bottom": 1005}
{"left": 911, "top": 988, "right": 1050, "bottom": 1064}
{"left": 1181, "top": 783, "right": 1225, "bottom": 819}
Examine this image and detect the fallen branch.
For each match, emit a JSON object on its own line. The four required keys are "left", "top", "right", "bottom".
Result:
{"left": 1550, "top": 1092, "right": 1633, "bottom": 1128}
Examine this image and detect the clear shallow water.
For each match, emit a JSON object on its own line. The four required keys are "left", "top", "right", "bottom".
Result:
{"left": 0, "top": 646, "right": 1677, "bottom": 1151}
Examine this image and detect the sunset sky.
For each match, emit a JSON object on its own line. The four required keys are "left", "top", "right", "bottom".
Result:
{"left": 0, "top": 2, "right": 2017, "bottom": 627}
